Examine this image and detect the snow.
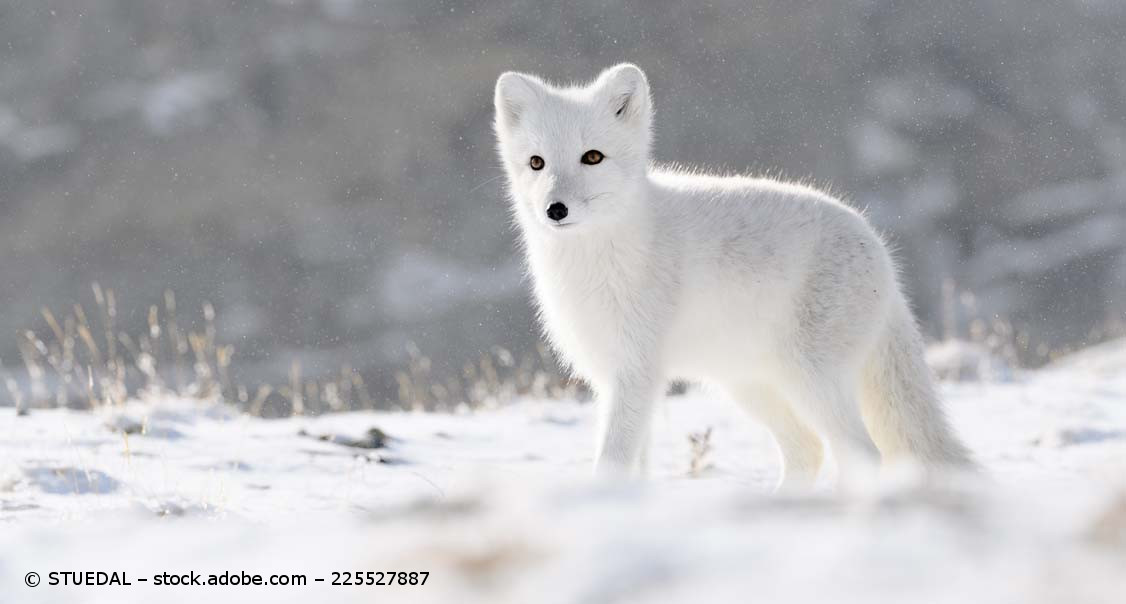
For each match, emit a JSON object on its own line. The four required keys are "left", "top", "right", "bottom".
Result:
{"left": 2, "top": 344, "right": 1126, "bottom": 603}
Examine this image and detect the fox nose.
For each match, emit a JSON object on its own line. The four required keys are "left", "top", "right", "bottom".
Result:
{"left": 546, "top": 202, "right": 569, "bottom": 222}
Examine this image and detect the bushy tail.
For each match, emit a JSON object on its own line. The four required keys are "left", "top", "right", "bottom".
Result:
{"left": 860, "top": 300, "right": 975, "bottom": 469}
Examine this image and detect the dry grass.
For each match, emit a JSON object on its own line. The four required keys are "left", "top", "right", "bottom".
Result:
{"left": 936, "top": 277, "right": 1125, "bottom": 375}
{"left": 7, "top": 284, "right": 232, "bottom": 413}
{"left": 5, "top": 284, "right": 580, "bottom": 417}
{"left": 687, "top": 427, "right": 714, "bottom": 478}
{"left": 393, "top": 341, "right": 581, "bottom": 411}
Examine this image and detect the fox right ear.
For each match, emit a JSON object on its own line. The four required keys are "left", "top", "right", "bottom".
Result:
{"left": 596, "top": 64, "right": 651, "bottom": 126}
{"left": 495, "top": 71, "right": 542, "bottom": 132}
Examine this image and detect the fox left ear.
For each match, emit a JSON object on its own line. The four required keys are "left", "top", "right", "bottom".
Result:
{"left": 495, "top": 71, "right": 544, "bottom": 133}
{"left": 596, "top": 63, "right": 651, "bottom": 126}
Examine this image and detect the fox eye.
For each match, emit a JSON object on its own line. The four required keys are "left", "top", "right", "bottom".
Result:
{"left": 529, "top": 155, "right": 545, "bottom": 171}
{"left": 581, "top": 150, "right": 604, "bottom": 165}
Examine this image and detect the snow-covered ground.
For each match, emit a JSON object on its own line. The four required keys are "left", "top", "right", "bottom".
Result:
{"left": 2, "top": 343, "right": 1126, "bottom": 603}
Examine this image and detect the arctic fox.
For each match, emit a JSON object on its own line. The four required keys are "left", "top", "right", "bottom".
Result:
{"left": 493, "top": 64, "right": 973, "bottom": 486}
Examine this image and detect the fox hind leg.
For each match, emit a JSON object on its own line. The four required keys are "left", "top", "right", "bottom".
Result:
{"left": 783, "top": 370, "right": 880, "bottom": 483}
{"left": 729, "top": 383, "right": 825, "bottom": 491}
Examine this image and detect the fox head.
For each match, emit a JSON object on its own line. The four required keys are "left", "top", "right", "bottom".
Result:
{"left": 494, "top": 64, "right": 652, "bottom": 234}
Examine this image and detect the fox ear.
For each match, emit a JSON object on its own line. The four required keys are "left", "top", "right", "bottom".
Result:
{"left": 596, "top": 63, "right": 651, "bottom": 125}
{"left": 495, "top": 71, "right": 543, "bottom": 132}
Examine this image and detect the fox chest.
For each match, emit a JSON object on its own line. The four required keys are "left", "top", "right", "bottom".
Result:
{"left": 529, "top": 263, "right": 647, "bottom": 379}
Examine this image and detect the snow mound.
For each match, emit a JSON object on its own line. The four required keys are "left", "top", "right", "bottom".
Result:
{"left": 2, "top": 353, "right": 1125, "bottom": 603}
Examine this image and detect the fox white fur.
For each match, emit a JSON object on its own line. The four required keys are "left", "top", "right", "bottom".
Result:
{"left": 493, "top": 64, "right": 972, "bottom": 486}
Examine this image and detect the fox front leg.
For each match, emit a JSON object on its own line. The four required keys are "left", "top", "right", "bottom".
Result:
{"left": 594, "top": 368, "right": 662, "bottom": 477}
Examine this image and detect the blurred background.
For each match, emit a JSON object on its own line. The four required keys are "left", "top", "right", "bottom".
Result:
{"left": 1, "top": 0, "right": 1124, "bottom": 409}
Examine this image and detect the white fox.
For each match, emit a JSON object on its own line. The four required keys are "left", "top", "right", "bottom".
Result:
{"left": 493, "top": 64, "right": 973, "bottom": 487}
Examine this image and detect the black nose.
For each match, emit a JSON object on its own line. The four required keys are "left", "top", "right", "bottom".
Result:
{"left": 546, "top": 202, "right": 569, "bottom": 222}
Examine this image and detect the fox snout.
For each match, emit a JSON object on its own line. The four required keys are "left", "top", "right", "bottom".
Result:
{"left": 546, "top": 201, "right": 569, "bottom": 222}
